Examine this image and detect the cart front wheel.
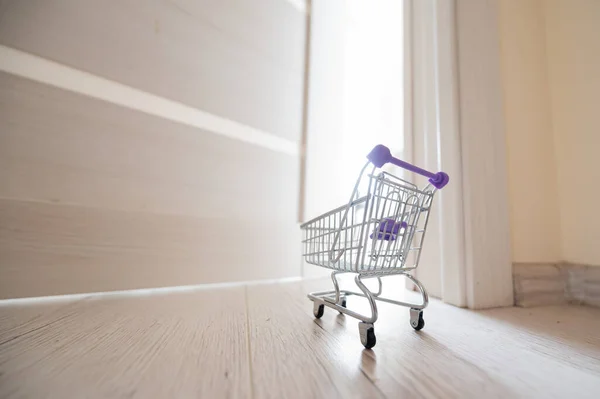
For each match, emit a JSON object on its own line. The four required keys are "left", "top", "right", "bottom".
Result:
{"left": 313, "top": 302, "right": 325, "bottom": 319}
{"left": 359, "top": 322, "right": 376, "bottom": 349}
{"left": 410, "top": 309, "right": 425, "bottom": 331}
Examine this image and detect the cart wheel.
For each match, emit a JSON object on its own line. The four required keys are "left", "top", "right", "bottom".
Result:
{"left": 410, "top": 309, "right": 425, "bottom": 331}
{"left": 313, "top": 302, "right": 325, "bottom": 319}
{"left": 338, "top": 297, "right": 347, "bottom": 313}
{"left": 359, "top": 322, "right": 376, "bottom": 349}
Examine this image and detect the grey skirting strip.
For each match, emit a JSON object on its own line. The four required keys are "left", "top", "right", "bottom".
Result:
{"left": 513, "top": 263, "right": 600, "bottom": 307}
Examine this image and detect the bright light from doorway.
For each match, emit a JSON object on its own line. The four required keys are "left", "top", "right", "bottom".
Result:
{"left": 340, "top": 0, "right": 404, "bottom": 192}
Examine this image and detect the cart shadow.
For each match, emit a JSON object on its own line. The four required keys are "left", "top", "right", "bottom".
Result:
{"left": 361, "top": 330, "right": 516, "bottom": 397}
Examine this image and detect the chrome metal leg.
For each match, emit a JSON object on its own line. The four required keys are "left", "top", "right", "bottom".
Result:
{"left": 330, "top": 271, "right": 344, "bottom": 305}
{"left": 371, "top": 276, "right": 383, "bottom": 297}
{"left": 307, "top": 272, "right": 427, "bottom": 324}
{"left": 404, "top": 273, "right": 429, "bottom": 310}
{"left": 354, "top": 274, "right": 378, "bottom": 324}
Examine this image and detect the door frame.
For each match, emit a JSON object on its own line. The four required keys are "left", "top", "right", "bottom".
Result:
{"left": 407, "top": 0, "right": 513, "bottom": 309}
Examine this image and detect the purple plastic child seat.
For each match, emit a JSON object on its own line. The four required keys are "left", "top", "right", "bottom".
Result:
{"left": 370, "top": 218, "right": 408, "bottom": 241}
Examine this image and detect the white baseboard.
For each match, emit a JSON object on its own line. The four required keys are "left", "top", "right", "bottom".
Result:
{"left": 0, "top": 276, "right": 304, "bottom": 307}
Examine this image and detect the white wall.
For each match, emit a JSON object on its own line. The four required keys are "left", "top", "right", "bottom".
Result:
{"left": 498, "top": 0, "right": 561, "bottom": 264}
{"left": 0, "top": 0, "right": 307, "bottom": 299}
{"left": 544, "top": 0, "right": 600, "bottom": 266}
{"left": 498, "top": 0, "right": 600, "bottom": 266}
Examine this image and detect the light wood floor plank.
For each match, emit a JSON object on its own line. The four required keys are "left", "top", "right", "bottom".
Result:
{"left": 301, "top": 278, "right": 512, "bottom": 398}
{"left": 302, "top": 277, "right": 600, "bottom": 399}
{"left": 0, "top": 288, "right": 250, "bottom": 399}
{"left": 246, "top": 282, "right": 384, "bottom": 398}
{"left": 1, "top": 280, "right": 600, "bottom": 398}
{"left": 0, "top": 299, "right": 83, "bottom": 345}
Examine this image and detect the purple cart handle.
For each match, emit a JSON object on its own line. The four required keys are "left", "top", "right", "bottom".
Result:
{"left": 367, "top": 144, "right": 449, "bottom": 190}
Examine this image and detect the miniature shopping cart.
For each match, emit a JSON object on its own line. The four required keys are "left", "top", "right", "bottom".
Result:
{"left": 300, "top": 144, "right": 449, "bottom": 348}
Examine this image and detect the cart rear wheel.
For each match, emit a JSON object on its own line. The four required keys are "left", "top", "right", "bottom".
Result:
{"left": 359, "top": 322, "right": 376, "bottom": 349}
{"left": 313, "top": 303, "right": 325, "bottom": 319}
{"left": 338, "top": 297, "right": 347, "bottom": 313}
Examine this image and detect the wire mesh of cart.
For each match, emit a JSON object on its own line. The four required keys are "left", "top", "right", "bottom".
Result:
{"left": 301, "top": 144, "right": 449, "bottom": 349}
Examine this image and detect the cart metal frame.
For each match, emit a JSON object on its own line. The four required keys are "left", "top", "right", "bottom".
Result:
{"left": 300, "top": 145, "right": 449, "bottom": 348}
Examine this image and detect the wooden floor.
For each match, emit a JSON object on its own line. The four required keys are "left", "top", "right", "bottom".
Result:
{"left": 1, "top": 279, "right": 600, "bottom": 398}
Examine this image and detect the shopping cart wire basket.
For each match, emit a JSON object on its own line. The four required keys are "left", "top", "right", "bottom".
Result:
{"left": 301, "top": 144, "right": 449, "bottom": 349}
